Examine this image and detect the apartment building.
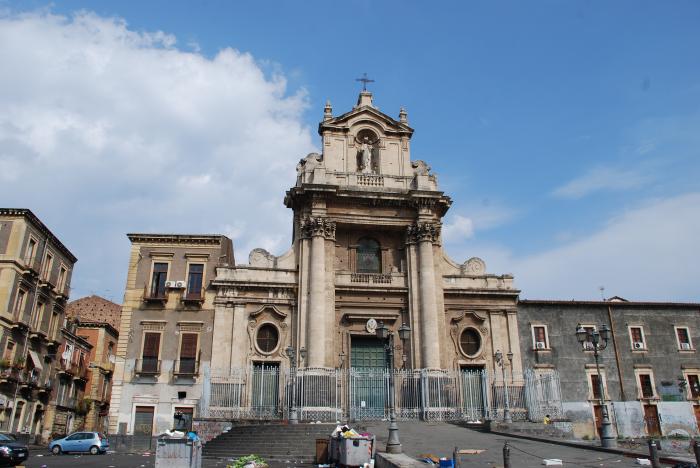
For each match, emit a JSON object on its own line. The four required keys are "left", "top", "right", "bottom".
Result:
{"left": 0, "top": 208, "right": 77, "bottom": 442}
{"left": 109, "top": 234, "right": 233, "bottom": 435}
{"left": 67, "top": 295, "right": 120, "bottom": 432}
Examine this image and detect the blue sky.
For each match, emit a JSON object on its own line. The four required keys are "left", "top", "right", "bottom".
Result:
{"left": 1, "top": 1, "right": 699, "bottom": 301}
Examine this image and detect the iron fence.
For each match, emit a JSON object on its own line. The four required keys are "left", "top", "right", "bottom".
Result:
{"left": 199, "top": 367, "right": 562, "bottom": 423}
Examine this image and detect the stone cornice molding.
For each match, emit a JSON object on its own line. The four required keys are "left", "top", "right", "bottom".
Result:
{"left": 127, "top": 233, "right": 225, "bottom": 246}
{"left": 301, "top": 216, "right": 336, "bottom": 240}
{"left": 0, "top": 208, "right": 78, "bottom": 263}
{"left": 405, "top": 222, "right": 441, "bottom": 245}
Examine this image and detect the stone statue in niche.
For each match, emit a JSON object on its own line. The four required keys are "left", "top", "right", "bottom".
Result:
{"left": 355, "top": 135, "right": 379, "bottom": 174}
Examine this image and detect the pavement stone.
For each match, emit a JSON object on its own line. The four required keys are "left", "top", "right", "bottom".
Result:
{"left": 362, "top": 422, "right": 678, "bottom": 468}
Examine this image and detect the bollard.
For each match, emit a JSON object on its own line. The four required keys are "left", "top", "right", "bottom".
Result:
{"left": 693, "top": 439, "right": 700, "bottom": 467}
{"left": 647, "top": 439, "right": 660, "bottom": 468}
{"left": 453, "top": 446, "right": 460, "bottom": 468}
{"left": 503, "top": 441, "right": 511, "bottom": 468}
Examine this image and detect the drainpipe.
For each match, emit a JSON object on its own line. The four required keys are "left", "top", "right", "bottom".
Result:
{"left": 606, "top": 302, "right": 626, "bottom": 401}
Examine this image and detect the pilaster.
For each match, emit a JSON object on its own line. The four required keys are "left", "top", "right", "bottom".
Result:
{"left": 301, "top": 216, "right": 336, "bottom": 368}
{"left": 406, "top": 222, "right": 442, "bottom": 369}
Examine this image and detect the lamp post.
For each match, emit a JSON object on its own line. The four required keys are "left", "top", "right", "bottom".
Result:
{"left": 576, "top": 323, "right": 616, "bottom": 448}
{"left": 376, "top": 321, "right": 411, "bottom": 454}
{"left": 286, "top": 345, "right": 299, "bottom": 425}
{"left": 494, "top": 350, "right": 512, "bottom": 423}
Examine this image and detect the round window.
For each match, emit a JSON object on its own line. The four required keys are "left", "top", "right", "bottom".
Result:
{"left": 460, "top": 328, "right": 481, "bottom": 357}
{"left": 256, "top": 324, "right": 279, "bottom": 353}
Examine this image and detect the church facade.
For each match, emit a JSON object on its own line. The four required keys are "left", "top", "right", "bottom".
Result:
{"left": 109, "top": 91, "right": 700, "bottom": 441}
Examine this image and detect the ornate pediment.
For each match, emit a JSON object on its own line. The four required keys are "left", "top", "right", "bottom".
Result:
{"left": 249, "top": 304, "right": 288, "bottom": 320}
{"left": 450, "top": 311, "right": 488, "bottom": 324}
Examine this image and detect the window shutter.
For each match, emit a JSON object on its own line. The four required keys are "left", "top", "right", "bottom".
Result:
{"left": 143, "top": 333, "right": 161, "bottom": 358}
{"left": 180, "top": 333, "right": 198, "bottom": 359}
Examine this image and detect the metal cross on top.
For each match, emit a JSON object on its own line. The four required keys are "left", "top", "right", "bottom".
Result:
{"left": 356, "top": 73, "right": 375, "bottom": 91}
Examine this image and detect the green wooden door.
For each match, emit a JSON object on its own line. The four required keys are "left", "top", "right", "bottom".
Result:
{"left": 350, "top": 337, "right": 386, "bottom": 419}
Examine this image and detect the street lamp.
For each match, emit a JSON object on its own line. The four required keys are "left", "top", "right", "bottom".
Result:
{"left": 494, "top": 350, "right": 512, "bottom": 423}
{"left": 286, "top": 345, "right": 299, "bottom": 425}
{"left": 575, "top": 323, "right": 616, "bottom": 448}
{"left": 375, "top": 321, "right": 411, "bottom": 454}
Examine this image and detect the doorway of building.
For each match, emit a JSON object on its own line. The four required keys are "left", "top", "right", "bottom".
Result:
{"left": 350, "top": 336, "right": 386, "bottom": 419}
{"left": 694, "top": 405, "right": 700, "bottom": 431}
{"left": 460, "top": 365, "right": 486, "bottom": 420}
{"left": 593, "top": 405, "right": 603, "bottom": 437}
{"left": 643, "top": 404, "right": 661, "bottom": 437}
{"left": 250, "top": 362, "right": 280, "bottom": 418}
{"left": 133, "top": 406, "right": 154, "bottom": 436}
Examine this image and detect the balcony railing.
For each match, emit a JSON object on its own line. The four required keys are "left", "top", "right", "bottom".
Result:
{"left": 0, "top": 368, "right": 20, "bottom": 383}
{"left": 143, "top": 285, "right": 167, "bottom": 304}
{"left": 57, "top": 359, "right": 75, "bottom": 377}
{"left": 57, "top": 396, "right": 77, "bottom": 409}
{"left": 73, "top": 365, "right": 89, "bottom": 382}
{"left": 18, "top": 371, "right": 39, "bottom": 388}
{"left": 181, "top": 290, "right": 204, "bottom": 305}
{"left": 38, "top": 380, "right": 53, "bottom": 394}
{"left": 134, "top": 358, "right": 161, "bottom": 376}
{"left": 350, "top": 273, "right": 393, "bottom": 284}
{"left": 173, "top": 359, "right": 199, "bottom": 377}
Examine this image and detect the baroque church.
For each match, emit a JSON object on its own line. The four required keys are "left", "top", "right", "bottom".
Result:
{"left": 213, "top": 89, "right": 520, "bottom": 374}
{"left": 109, "top": 90, "right": 700, "bottom": 441}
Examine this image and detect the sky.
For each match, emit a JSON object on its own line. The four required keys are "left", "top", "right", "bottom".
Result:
{"left": 1, "top": 1, "right": 699, "bottom": 302}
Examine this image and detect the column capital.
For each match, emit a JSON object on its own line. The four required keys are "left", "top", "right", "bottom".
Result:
{"left": 301, "top": 216, "right": 336, "bottom": 240}
{"left": 405, "top": 222, "right": 441, "bottom": 245}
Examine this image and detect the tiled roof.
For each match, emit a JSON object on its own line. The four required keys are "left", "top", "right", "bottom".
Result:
{"left": 67, "top": 295, "right": 121, "bottom": 331}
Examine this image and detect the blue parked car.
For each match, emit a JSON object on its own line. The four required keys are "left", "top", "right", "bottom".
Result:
{"left": 49, "top": 431, "right": 109, "bottom": 455}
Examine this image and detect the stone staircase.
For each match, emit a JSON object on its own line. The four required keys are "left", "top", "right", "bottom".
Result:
{"left": 202, "top": 423, "right": 338, "bottom": 465}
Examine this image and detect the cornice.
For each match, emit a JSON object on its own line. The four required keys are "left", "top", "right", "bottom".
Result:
{"left": 127, "top": 233, "right": 226, "bottom": 246}
{"left": 0, "top": 208, "right": 77, "bottom": 263}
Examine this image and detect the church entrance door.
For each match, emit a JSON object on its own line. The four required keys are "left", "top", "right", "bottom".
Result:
{"left": 460, "top": 365, "right": 487, "bottom": 421}
{"left": 350, "top": 336, "right": 386, "bottom": 419}
{"left": 251, "top": 362, "right": 280, "bottom": 419}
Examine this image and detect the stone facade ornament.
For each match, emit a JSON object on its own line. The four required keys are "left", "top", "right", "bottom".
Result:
{"left": 405, "top": 222, "right": 441, "bottom": 245}
{"left": 411, "top": 160, "right": 431, "bottom": 176}
{"left": 301, "top": 216, "right": 336, "bottom": 240}
{"left": 296, "top": 153, "right": 322, "bottom": 174}
{"left": 366, "top": 318, "right": 377, "bottom": 334}
{"left": 249, "top": 248, "right": 275, "bottom": 268}
{"left": 463, "top": 257, "right": 486, "bottom": 275}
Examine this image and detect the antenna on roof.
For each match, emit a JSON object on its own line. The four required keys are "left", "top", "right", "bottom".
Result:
{"left": 599, "top": 286, "right": 605, "bottom": 301}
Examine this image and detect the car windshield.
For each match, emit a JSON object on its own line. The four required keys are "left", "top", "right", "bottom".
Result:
{"left": 0, "top": 434, "right": 15, "bottom": 441}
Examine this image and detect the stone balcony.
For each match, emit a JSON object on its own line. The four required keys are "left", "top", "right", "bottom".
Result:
{"left": 335, "top": 271, "right": 407, "bottom": 289}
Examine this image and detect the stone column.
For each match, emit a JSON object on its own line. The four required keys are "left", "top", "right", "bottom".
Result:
{"left": 303, "top": 217, "right": 336, "bottom": 368}
{"left": 408, "top": 222, "right": 441, "bottom": 369}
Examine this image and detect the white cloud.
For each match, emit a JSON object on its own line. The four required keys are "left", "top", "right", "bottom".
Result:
{"left": 0, "top": 10, "right": 316, "bottom": 300}
{"left": 513, "top": 193, "right": 700, "bottom": 301}
{"left": 552, "top": 166, "right": 652, "bottom": 199}
{"left": 442, "top": 215, "right": 474, "bottom": 243}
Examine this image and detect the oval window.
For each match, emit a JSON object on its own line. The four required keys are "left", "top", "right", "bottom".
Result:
{"left": 256, "top": 324, "right": 279, "bottom": 353}
{"left": 460, "top": 328, "right": 481, "bottom": 357}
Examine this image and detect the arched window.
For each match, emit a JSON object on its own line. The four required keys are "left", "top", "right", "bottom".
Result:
{"left": 356, "top": 238, "right": 381, "bottom": 273}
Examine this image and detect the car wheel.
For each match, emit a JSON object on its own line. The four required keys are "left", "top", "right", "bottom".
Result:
{"left": 52, "top": 445, "right": 62, "bottom": 455}
{"left": 89, "top": 445, "right": 99, "bottom": 455}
